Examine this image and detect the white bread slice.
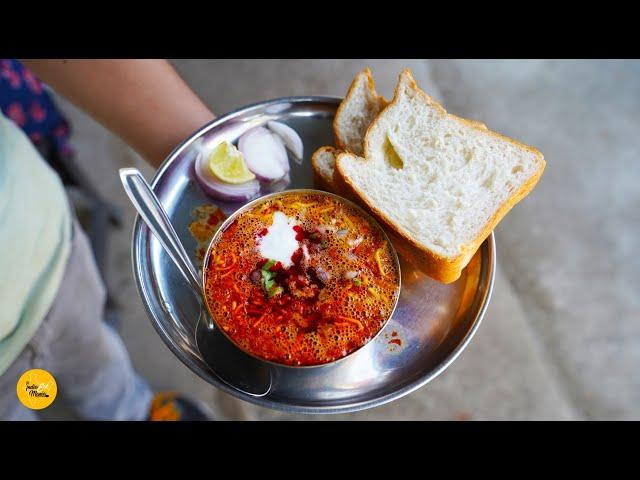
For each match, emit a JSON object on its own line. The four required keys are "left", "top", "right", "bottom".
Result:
{"left": 335, "top": 69, "right": 545, "bottom": 283}
{"left": 333, "top": 68, "right": 486, "bottom": 157}
{"left": 311, "top": 146, "right": 337, "bottom": 190}
{"left": 333, "top": 68, "right": 388, "bottom": 155}
{"left": 321, "top": 69, "right": 487, "bottom": 195}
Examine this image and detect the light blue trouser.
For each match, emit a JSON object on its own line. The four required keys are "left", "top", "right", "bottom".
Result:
{"left": 0, "top": 219, "right": 153, "bottom": 420}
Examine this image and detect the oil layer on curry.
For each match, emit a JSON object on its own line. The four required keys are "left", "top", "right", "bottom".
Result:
{"left": 204, "top": 192, "right": 400, "bottom": 366}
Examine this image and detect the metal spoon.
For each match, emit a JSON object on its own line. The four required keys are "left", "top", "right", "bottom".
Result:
{"left": 119, "top": 168, "right": 272, "bottom": 397}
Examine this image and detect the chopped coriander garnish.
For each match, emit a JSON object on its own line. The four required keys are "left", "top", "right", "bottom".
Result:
{"left": 260, "top": 259, "right": 281, "bottom": 297}
{"left": 268, "top": 285, "right": 283, "bottom": 298}
{"left": 262, "top": 259, "right": 276, "bottom": 271}
{"left": 353, "top": 278, "right": 362, "bottom": 287}
{"left": 261, "top": 269, "right": 275, "bottom": 290}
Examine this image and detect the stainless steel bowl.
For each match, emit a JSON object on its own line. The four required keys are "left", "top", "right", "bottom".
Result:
{"left": 200, "top": 189, "right": 402, "bottom": 368}
{"left": 131, "top": 96, "right": 495, "bottom": 414}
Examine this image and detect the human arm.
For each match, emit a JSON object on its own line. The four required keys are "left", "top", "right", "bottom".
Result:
{"left": 22, "top": 59, "right": 215, "bottom": 168}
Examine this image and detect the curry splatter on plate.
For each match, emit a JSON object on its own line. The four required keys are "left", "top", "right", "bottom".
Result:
{"left": 188, "top": 204, "right": 226, "bottom": 268}
{"left": 379, "top": 325, "right": 408, "bottom": 354}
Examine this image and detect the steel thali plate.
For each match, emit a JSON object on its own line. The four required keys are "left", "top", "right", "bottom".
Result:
{"left": 131, "top": 96, "right": 495, "bottom": 414}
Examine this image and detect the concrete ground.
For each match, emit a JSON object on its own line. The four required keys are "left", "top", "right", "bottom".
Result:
{"left": 51, "top": 60, "right": 639, "bottom": 420}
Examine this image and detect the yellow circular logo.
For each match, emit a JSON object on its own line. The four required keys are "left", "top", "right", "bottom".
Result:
{"left": 16, "top": 369, "right": 57, "bottom": 410}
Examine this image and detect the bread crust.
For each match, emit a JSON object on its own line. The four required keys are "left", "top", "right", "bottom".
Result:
{"left": 333, "top": 68, "right": 388, "bottom": 153}
{"left": 311, "top": 146, "right": 338, "bottom": 191}
{"left": 337, "top": 69, "right": 546, "bottom": 283}
{"left": 453, "top": 116, "right": 487, "bottom": 130}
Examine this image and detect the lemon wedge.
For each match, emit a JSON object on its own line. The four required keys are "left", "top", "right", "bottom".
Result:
{"left": 206, "top": 141, "right": 256, "bottom": 184}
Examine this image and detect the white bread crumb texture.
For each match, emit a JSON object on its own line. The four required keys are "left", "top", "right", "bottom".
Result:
{"left": 335, "top": 76, "right": 384, "bottom": 155}
{"left": 314, "top": 148, "right": 336, "bottom": 178}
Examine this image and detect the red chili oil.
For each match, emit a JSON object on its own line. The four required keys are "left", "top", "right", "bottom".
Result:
{"left": 203, "top": 193, "right": 399, "bottom": 366}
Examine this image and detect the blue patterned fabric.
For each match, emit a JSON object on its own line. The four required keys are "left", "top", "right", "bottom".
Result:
{"left": 0, "top": 59, "right": 74, "bottom": 159}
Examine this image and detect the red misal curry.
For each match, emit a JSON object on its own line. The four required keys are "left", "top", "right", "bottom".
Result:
{"left": 203, "top": 192, "right": 400, "bottom": 366}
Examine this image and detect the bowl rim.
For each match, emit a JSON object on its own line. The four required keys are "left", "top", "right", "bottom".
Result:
{"left": 200, "top": 188, "right": 402, "bottom": 369}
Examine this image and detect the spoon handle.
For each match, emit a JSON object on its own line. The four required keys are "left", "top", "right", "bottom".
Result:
{"left": 119, "top": 168, "right": 203, "bottom": 294}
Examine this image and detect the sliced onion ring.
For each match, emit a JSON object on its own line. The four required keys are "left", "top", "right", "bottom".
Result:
{"left": 265, "top": 173, "right": 291, "bottom": 193}
{"left": 194, "top": 153, "right": 260, "bottom": 202}
{"left": 344, "top": 270, "right": 358, "bottom": 280}
{"left": 267, "top": 121, "right": 304, "bottom": 164}
{"left": 269, "top": 132, "right": 290, "bottom": 173}
{"left": 238, "top": 127, "right": 288, "bottom": 182}
{"left": 316, "top": 266, "right": 331, "bottom": 284}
